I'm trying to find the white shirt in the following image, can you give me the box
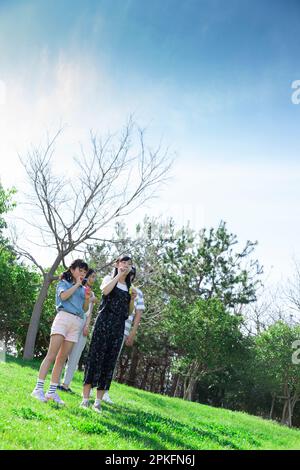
[101,275,128,292]
[85,291,95,318]
[124,287,145,337]
[82,291,95,321]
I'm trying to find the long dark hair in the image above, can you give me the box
[86,268,96,279]
[112,255,134,291]
[61,259,89,283]
[83,268,96,285]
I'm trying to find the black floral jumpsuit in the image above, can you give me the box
[83,283,131,390]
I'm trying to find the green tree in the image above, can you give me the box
[163,297,247,400]
[160,220,263,310]
[0,247,41,354]
[0,183,16,246]
[255,321,300,427]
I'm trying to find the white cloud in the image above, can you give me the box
[0,49,299,289]
[127,159,300,286]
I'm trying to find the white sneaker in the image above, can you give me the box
[80,400,90,409]
[31,388,47,403]
[92,402,102,414]
[45,392,65,405]
[102,392,114,404]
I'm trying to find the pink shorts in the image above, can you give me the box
[50,311,84,343]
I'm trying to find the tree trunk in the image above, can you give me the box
[281,398,292,427]
[269,394,276,420]
[174,376,182,397]
[288,399,292,427]
[286,394,299,427]
[170,374,179,397]
[127,345,139,387]
[160,365,167,394]
[183,361,199,401]
[178,379,185,398]
[118,354,130,383]
[150,368,156,392]
[140,363,150,389]
[282,399,292,427]
[279,381,299,428]
[281,394,299,428]
[281,400,287,424]
[183,375,189,399]
[183,376,197,401]
[290,394,299,427]
[23,256,62,360]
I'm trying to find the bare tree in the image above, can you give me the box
[17,119,173,359]
[242,279,289,336]
[283,257,300,324]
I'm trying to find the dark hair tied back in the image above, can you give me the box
[86,268,96,278]
[112,256,135,291]
[60,259,89,283]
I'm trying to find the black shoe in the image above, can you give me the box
[57,385,74,393]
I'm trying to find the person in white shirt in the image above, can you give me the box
[57,269,97,393]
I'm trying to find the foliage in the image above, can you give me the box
[0,249,41,354]
[253,321,300,425]
[163,297,246,379]
[255,321,300,395]
[0,184,16,240]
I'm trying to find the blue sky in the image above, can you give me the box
[1,0,300,160]
[0,0,300,288]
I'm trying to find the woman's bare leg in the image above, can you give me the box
[83,383,92,399]
[38,334,65,380]
[96,389,105,400]
[51,340,75,384]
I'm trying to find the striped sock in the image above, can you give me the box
[47,382,58,395]
[82,398,89,405]
[94,399,101,406]
[35,379,45,391]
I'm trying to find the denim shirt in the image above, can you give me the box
[56,279,85,319]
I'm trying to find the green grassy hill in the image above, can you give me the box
[1,356,300,450]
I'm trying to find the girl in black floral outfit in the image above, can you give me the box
[80,255,137,413]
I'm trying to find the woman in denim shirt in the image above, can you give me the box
[31,259,90,405]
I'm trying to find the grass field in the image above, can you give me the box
[1,356,300,450]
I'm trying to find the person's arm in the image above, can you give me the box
[125,310,142,346]
[83,287,91,313]
[60,281,82,301]
[83,316,91,336]
[128,288,137,314]
[101,274,121,296]
[83,315,91,336]
[101,266,131,296]
[83,294,95,336]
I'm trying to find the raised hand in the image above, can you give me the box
[85,286,91,300]
[130,287,137,300]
